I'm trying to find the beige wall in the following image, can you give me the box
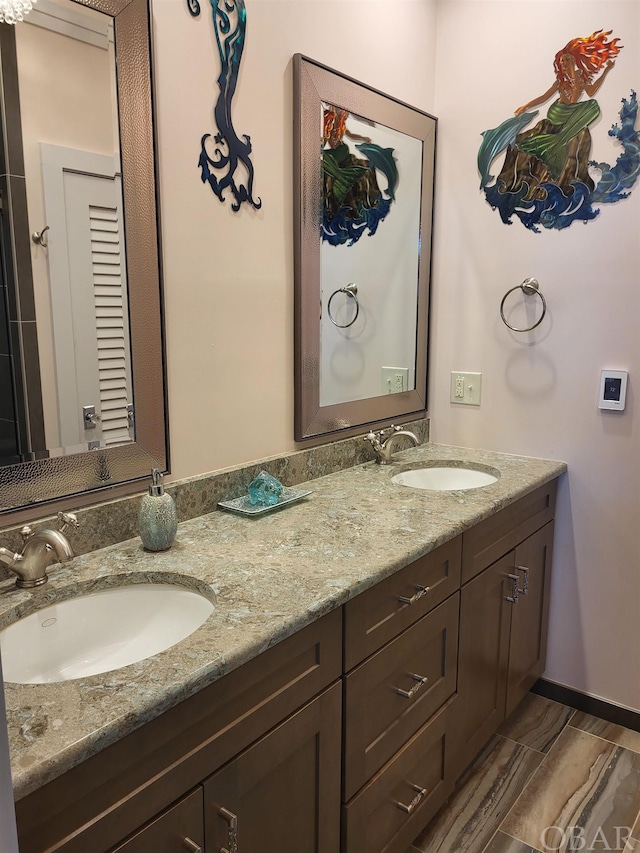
[430,1,640,710]
[151,0,438,476]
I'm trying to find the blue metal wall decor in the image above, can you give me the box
[187,0,261,212]
[322,105,398,246]
[478,30,640,232]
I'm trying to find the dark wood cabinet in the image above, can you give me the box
[450,551,513,777]
[506,521,554,716]
[343,537,462,670]
[111,788,204,853]
[109,683,342,853]
[343,699,453,853]
[461,481,556,585]
[343,593,459,800]
[452,520,555,776]
[340,480,558,853]
[342,553,461,853]
[203,682,341,853]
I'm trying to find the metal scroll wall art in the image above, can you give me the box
[478,29,640,232]
[187,0,261,211]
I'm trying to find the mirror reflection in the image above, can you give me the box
[294,55,436,441]
[0,0,167,512]
[320,105,423,407]
[13,0,132,460]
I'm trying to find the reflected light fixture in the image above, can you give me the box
[0,0,35,23]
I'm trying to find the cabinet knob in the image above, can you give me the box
[395,673,429,699]
[398,584,430,606]
[183,839,202,853]
[396,783,428,814]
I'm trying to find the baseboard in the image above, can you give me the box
[531,679,640,734]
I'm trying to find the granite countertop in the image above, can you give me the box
[0,443,566,800]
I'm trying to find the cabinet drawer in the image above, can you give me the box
[343,698,454,853]
[461,480,557,584]
[16,608,342,853]
[110,788,204,853]
[343,593,459,800]
[344,537,461,670]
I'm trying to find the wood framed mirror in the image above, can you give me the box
[293,54,436,441]
[0,0,167,514]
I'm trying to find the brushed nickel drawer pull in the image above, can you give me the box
[183,839,202,853]
[516,565,529,595]
[398,584,430,605]
[219,806,238,853]
[396,783,428,814]
[396,673,429,699]
[505,573,520,604]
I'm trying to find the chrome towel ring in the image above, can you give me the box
[500,278,547,332]
[327,283,360,328]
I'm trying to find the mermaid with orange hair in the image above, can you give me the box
[478,29,639,231]
[511,31,621,189]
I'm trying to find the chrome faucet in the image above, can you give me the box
[0,512,78,588]
[364,425,420,465]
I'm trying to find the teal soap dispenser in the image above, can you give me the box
[139,469,177,551]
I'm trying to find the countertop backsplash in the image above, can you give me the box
[0,418,430,577]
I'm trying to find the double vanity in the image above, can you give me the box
[0,443,565,853]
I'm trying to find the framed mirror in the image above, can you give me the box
[0,0,167,514]
[293,54,436,441]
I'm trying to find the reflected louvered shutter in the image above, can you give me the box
[90,204,132,446]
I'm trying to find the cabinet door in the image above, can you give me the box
[449,553,513,778]
[110,788,203,853]
[203,682,341,853]
[506,521,554,716]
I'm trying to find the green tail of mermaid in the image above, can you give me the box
[518,99,600,179]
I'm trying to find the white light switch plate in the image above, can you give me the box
[450,372,482,405]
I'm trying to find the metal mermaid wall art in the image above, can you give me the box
[187,0,261,212]
[478,30,640,231]
[321,105,398,247]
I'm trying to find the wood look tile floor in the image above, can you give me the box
[407,694,640,853]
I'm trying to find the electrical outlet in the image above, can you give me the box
[450,372,482,405]
[382,367,409,394]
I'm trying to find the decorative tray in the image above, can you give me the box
[218,487,312,517]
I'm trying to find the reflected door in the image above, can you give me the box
[42,144,132,450]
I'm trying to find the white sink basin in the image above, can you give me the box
[392,466,499,491]
[0,583,214,684]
